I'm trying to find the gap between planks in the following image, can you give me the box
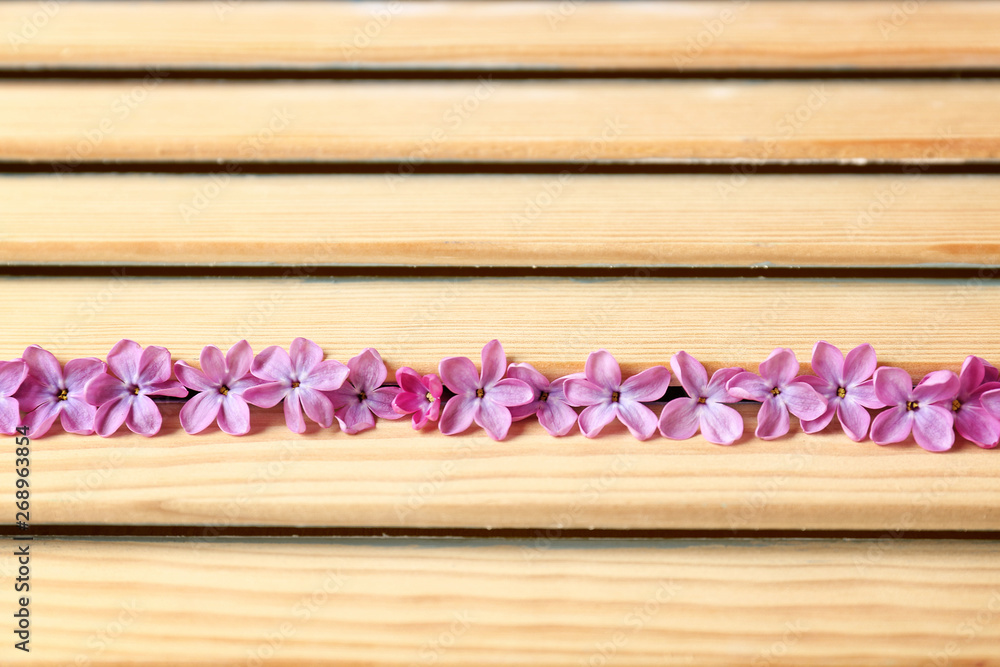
[0,174,998,268]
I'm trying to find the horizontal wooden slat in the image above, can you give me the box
[1,174,998,267]
[1,1,999,72]
[0,276,996,379]
[3,538,999,665]
[13,402,1000,531]
[2,81,998,163]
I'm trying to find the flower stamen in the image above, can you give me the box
[358,391,367,402]
[475,388,485,399]
[219,385,229,396]
[697,397,707,404]
[770,387,781,396]
[837,387,847,398]
[131,386,140,396]
[291,381,300,389]
[952,399,962,412]
[539,391,549,403]
[611,391,620,403]
[907,401,919,411]
[57,389,68,401]
[425,392,435,402]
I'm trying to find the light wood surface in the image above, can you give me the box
[2,1,999,71]
[3,538,1000,665]
[9,402,1000,531]
[0,276,995,379]
[2,81,998,163]
[2,174,998,268]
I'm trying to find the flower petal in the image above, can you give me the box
[847,379,884,409]
[23,400,60,438]
[63,358,106,393]
[336,400,375,434]
[137,345,173,385]
[93,396,131,437]
[439,395,477,435]
[22,345,62,389]
[84,373,127,407]
[577,402,616,438]
[981,388,1000,420]
[700,403,744,446]
[843,343,878,386]
[801,402,837,435]
[106,339,142,384]
[349,348,387,393]
[174,360,213,392]
[488,378,534,407]
[13,379,50,413]
[252,345,293,383]
[125,394,163,437]
[621,365,671,403]
[811,340,844,386]
[480,339,507,388]
[242,382,289,409]
[283,394,306,433]
[226,340,254,380]
[145,380,188,398]
[368,387,403,419]
[759,347,800,387]
[955,404,1000,448]
[563,378,609,407]
[218,395,251,436]
[439,356,480,395]
[705,367,744,402]
[179,390,223,434]
[299,387,335,428]
[912,370,960,405]
[871,407,912,445]
[307,360,350,392]
[725,372,771,402]
[198,345,227,384]
[396,367,426,395]
[475,399,513,441]
[290,337,324,378]
[780,382,827,420]
[837,399,872,442]
[60,398,96,435]
[508,399,540,422]
[873,367,914,406]
[912,405,955,452]
[755,398,790,440]
[616,400,658,440]
[585,349,622,390]
[670,351,708,399]
[393,391,426,415]
[0,397,18,435]
[959,355,987,399]
[506,363,548,394]
[658,398,700,440]
[0,360,27,397]
[537,399,578,437]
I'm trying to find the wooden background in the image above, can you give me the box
[1,1,1000,664]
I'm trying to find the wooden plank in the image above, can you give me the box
[0,276,996,380]
[1,81,997,163]
[2,174,998,268]
[3,538,1000,665]
[12,402,1000,531]
[2,1,999,72]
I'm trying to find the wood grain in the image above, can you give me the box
[1,81,997,163]
[2,1,999,71]
[10,402,1000,531]
[0,276,996,380]
[3,538,1000,665]
[2,174,998,268]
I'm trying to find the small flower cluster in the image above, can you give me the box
[2,339,999,452]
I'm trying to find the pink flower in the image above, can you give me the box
[726,348,827,440]
[392,367,443,430]
[796,341,885,441]
[658,351,744,446]
[327,348,403,434]
[870,367,960,452]
[174,341,262,436]
[950,356,1000,448]
[506,363,581,437]
[0,359,28,435]
[564,350,670,440]
[84,340,187,437]
[438,340,534,441]
[13,345,105,437]
[243,338,349,433]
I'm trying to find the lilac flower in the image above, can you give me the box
[796,341,886,442]
[438,340,533,441]
[84,340,187,437]
[243,338,349,433]
[726,348,827,440]
[174,340,262,436]
[949,356,1000,448]
[506,363,581,437]
[326,348,403,434]
[870,367,960,452]
[392,367,443,430]
[13,345,105,437]
[0,359,28,436]
[658,351,744,446]
[563,350,670,440]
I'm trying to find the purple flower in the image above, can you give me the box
[949,355,1000,448]
[0,359,28,435]
[84,339,187,437]
[658,351,744,446]
[506,363,581,437]
[870,367,960,452]
[243,338,349,433]
[438,340,534,441]
[327,348,403,434]
[796,341,885,442]
[727,348,827,440]
[13,345,105,437]
[174,340,262,436]
[392,367,443,430]
[564,350,670,440]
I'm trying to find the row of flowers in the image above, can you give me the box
[0,338,997,452]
